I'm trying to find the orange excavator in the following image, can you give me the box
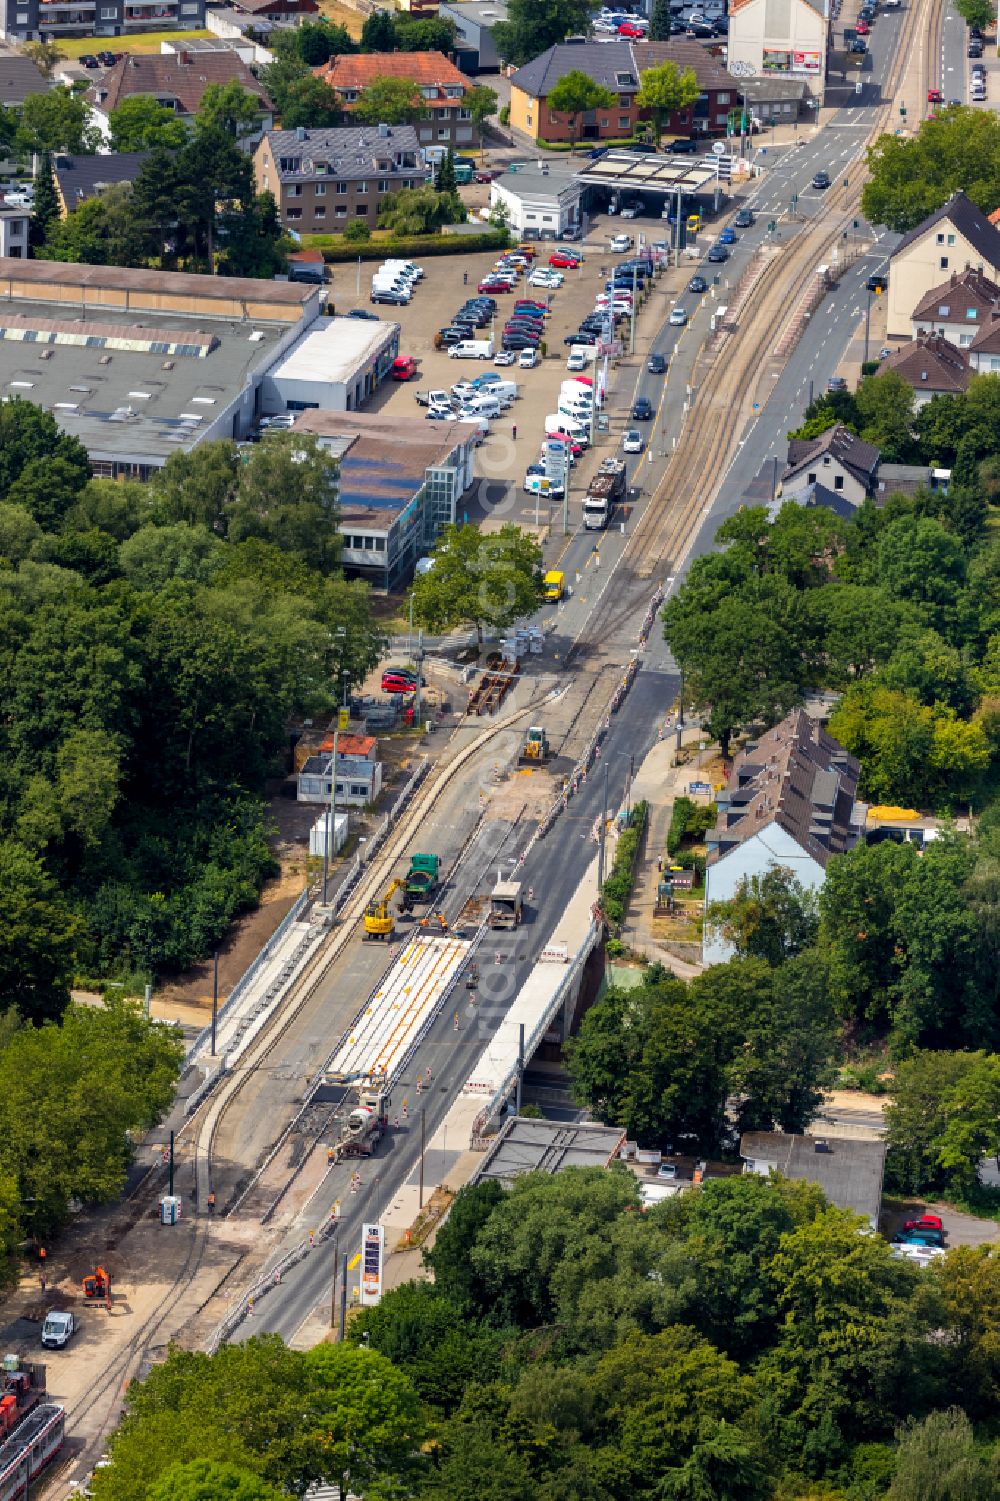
[81,1266,109,1299]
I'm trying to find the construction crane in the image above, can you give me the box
[363,878,407,940]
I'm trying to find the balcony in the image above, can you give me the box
[124,3,178,17]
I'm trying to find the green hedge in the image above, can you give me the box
[600,800,648,928]
[535,135,649,152]
[303,228,512,264]
[666,796,716,855]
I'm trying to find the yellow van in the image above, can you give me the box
[543,569,565,602]
[687,213,701,234]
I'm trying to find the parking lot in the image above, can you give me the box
[331,229,697,535]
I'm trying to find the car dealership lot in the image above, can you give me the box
[337,236,679,531]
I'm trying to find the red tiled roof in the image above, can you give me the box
[315,50,470,109]
[89,52,272,117]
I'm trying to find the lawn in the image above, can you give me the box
[316,0,367,39]
[57,29,215,58]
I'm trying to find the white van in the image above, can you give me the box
[545,413,589,444]
[463,393,501,418]
[383,259,424,280]
[491,380,518,405]
[449,339,494,360]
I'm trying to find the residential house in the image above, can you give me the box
[726,0,828,103]
[254,124,425,234]
[88,52,273,141]
[7,0,205,42]
[439,0,508,73]
[880,331,970,406]
[509,38,738,144]
[703,708,863,963]
[0,51,50,101]
[0,203,27,256]
[314,52,474,153]
[967,308,1000,373]
[52,150,149,215]
[910,266,1000,348]
[875,463,949,502]
[729,74,810,125]
[782,424,880,507]
[741,1131,887,1231]
[222,0,317,23]
[886,191,1000,339]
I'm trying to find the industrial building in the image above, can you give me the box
[0,257,320,477]
[289,408,479,590]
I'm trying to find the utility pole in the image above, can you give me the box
[515,1023,524,1114]
[629,261,638,356]
[168,1130,175,1197]
[863,286,873,364]
[329,1229,339,1329]
[338,1250,348,1341]
[562,443,570,537]
[414,630,424,728]
[418,1107,426,1210]
[321,725,339,906]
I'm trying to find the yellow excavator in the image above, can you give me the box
[364,878,407,940]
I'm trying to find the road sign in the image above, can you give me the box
[338,707,349,731]
[360,1222,384,1306]
[711,141,726,156]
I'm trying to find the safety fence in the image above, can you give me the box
[206,1235,316,1352]
[187,887,310,1066]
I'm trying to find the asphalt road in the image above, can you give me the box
[236,34,917,1341]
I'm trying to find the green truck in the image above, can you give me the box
[404,853,440,904]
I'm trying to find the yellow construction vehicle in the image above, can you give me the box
[519,726,550,764]
[364,878,407,940]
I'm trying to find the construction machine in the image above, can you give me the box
[519,726,549,765]
[404,853,440,905]
[81,1266,109,1300]
[363,878,407,940]
[0,1359,46,1439]
[332,1087,390,1162]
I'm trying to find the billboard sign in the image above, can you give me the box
[360,1221,384,1306]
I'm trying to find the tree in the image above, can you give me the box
[196,79,262,139]
[953,0,995,31]
[295,20,355,65]
[410,523,544,643]
[279,74,343,130]
[928,1246,1000,1416]
[21,40,64,78]
[436,144,457,194]
[862,109,1000,233]
[360,8,398,50]
[28,150,59,251]
[351,76,428,127]
[378,184,463,235]
[887,1409,1000,1501]
[636,62,701,140]
[151,441,237,530]
[109,95,188,152]
[728,954,839,1134]
[218,190,288,280]
[394,15,458,51]
[18,87,98,155]
[464,83,499,155]
[546,70,616,150]
[0,839,79,1024]
[424,1179,507,1315]
[650,0,676,40]
[7,455,89,531]
[303,1343,427,1499]
[119,524,225,591]
[43,181,143,267]
[0,398,89,503]
[854,370,918,461]
[493,0,596,66]
[705,868,819,967]
[343,216,371,243]
[885,1050,1000,1194]
[229,433,341,573]
[146,1459,285,1501]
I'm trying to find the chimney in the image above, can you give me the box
[377,121,390,137]
[179,50,191,64]
[296,125,307,141]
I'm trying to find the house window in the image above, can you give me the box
[100,5,115,14]
[991,357,1000,370]
[314,182,325,196]
[356,181,367,193]
[437,127,449,139]
[378,179,389,192]
[940,257,949,269]
[966,307,977,318]
[314,207,326,218]
[834,476,844,490]
[335,205,347,216]
[458,107,471,119]
[618,94,630,105]
[960,333,972,345]
[287,184,302,198]
[936,233,945,243]
[807,471,817,483]
[286,208,302,220]
[336,181,347,194]
[718,92,730,103]
[618,115,631,130]
[947,233,955,244]
[936,304,950,315]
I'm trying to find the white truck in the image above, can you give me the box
[448,339,494,360]
[41,1310,75,1349]
[583,458,627,530]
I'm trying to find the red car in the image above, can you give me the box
[617,21,645,35]
[928,88,943,103]
[474,168,503,183]
[549,252,581,268]
[479,279,511,293]
[856,19,869,33]
[903,1214,944,1232]
[391,356,417,381]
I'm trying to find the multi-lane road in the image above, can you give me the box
[230,1,938,1344]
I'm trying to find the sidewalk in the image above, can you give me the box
[623,723,719,977]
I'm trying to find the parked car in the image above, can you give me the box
[622,428,644,453]
[347,308,380,320]
[97,49,117,65]
[519,348,540,368]
[503,331,541,350]
[371,287,410,305]
[549,251,581,268]
[657,1162,678,1180]
[894,1228,946,1248]
[856,18,869,33]
[827,375,848,392]
[903,1214,944,1232]
[41,1310,76,1349]
[79,53,99,67]
[850,36,867,50]
[667,137,698,153]
[565,330,599,345]
[391,356,418,381]
[494,350,517,366]
[928,88,944,102]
